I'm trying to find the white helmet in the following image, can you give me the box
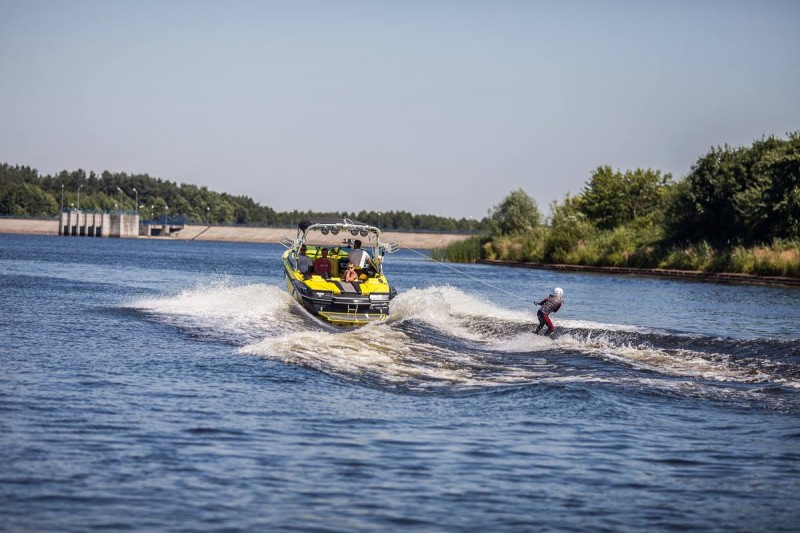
[554,287,563,297]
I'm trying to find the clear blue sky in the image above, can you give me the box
[1,0,798,218]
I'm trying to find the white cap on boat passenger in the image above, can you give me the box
[554,287,563,297]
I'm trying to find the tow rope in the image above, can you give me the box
[404,247,532,303]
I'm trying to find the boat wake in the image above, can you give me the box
[128,283,800,405]
[128,280,308,345]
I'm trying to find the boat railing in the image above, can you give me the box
[380,241,401,254]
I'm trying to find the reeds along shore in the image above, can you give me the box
[435,234,800,280]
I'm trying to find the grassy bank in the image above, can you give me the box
[435,231,800,278]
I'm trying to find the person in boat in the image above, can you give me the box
[297,245,313,277]
[348,240,370,268]
[535,287,563,336]
[343,261,359,283]
[313,247,332,279]
[349,239,376,278]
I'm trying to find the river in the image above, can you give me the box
[2,234,799,531]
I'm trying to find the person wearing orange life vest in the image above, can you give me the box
[535,287,563,336]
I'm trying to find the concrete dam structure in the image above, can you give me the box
[59,211,140,238]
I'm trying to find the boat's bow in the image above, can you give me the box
[281,218,399,326]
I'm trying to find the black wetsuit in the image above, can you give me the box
[535,294,562,335]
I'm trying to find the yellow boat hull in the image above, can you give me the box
[282,246,396,327]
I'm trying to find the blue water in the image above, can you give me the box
[2,233,799,531]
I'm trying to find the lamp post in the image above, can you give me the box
[206,206,210,225]
[116,187,124,212]
[164,205,168,226]
[77,184,82,212]
[132,188,138,215]
[59,184,64,235]
[377,211,381,228]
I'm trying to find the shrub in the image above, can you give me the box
[434,235,487,263]
[544,210,597,263]
[489,189,541,235]
[729,241,800,277]
[659,242,716,271]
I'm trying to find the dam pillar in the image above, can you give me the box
[96,213,108,237]
[120,214,139,238]
[108,214,139,238]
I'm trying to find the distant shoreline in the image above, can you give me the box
[477,259,800,288]
[0,217,471,250]
[7,217,795,286]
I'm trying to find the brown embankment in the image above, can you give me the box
[0,218,470,249]
[0,218,59,235]
[477,259,800,288]
[174,225,469,249]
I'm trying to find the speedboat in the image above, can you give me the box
[281,218,399,326]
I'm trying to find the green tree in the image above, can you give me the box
[0,182,58,216]
[489,189,541,235]
[581,166,671,229]
[151,198,168,220]
[172,196,192,217]
[667,133,800,246]
[1,161,494,230]
[544,196,597,262]
[234,204,250,224]
[0,163,39,185]
[0,164,55,215]
[212,201,234,223]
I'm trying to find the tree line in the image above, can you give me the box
[0,165,487,232]
[445,132,799,276]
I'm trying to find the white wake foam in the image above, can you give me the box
[389,285,530,339]
[559,319,657,334]
[239,322,557,389]
[126,282,795,391]
[555,330,778,384]
[128,281,302,344]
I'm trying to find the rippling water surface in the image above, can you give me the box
[2,234,799,531]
